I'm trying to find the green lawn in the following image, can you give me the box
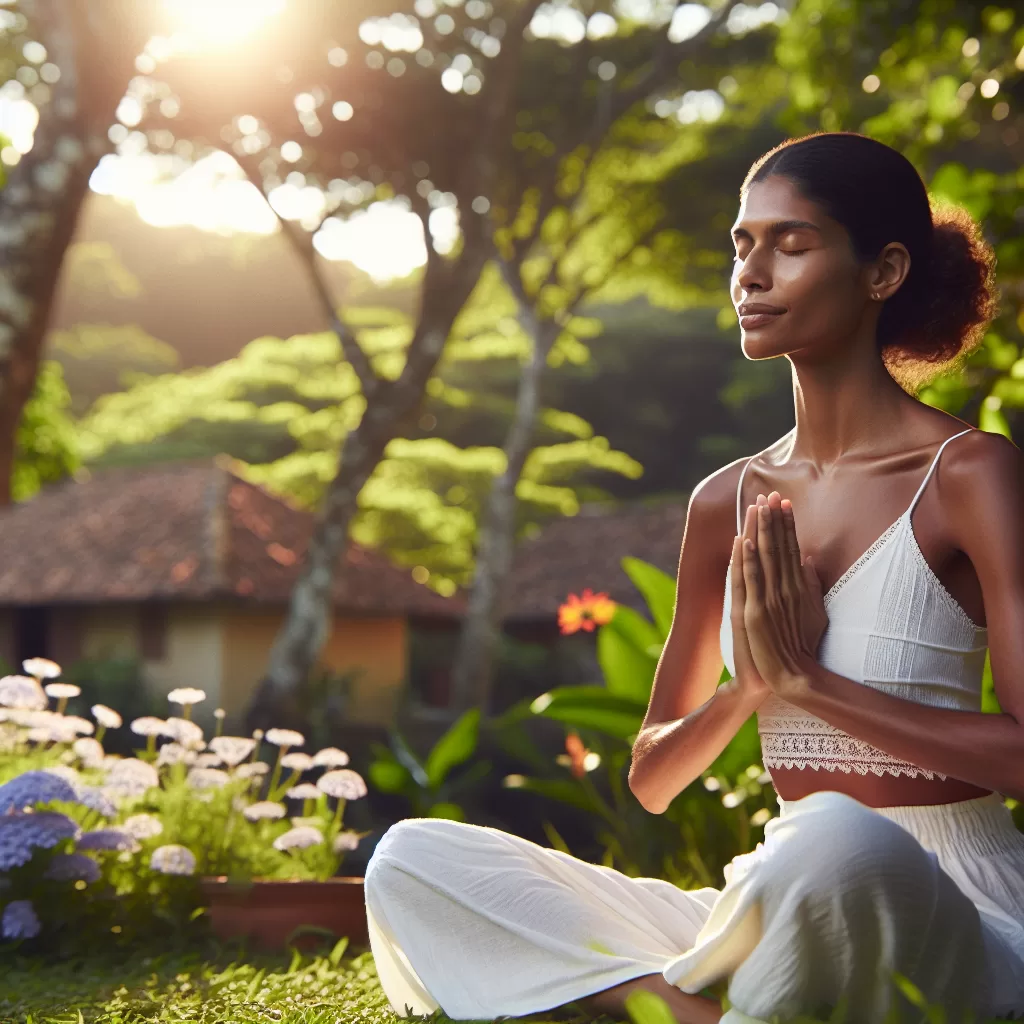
[1,942,594,1024]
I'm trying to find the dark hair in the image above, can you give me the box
[742,132,998,394]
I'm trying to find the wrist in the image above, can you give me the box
[773,658,821,705]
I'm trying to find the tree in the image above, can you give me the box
[0,0,148,503]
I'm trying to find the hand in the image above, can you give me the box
[728,501,770,706]
[739,491,829,699]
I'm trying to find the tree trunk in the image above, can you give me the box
[245,245,490,731]
[449,314,561,714]
[0,0,136,503]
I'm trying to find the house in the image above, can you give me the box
[0,460,466,726]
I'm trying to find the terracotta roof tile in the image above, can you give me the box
[501,501,687,623]
[0,462,465,617]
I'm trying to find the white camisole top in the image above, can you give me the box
[720,427,988,779]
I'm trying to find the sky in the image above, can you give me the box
[0,0,780,284]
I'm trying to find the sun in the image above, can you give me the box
[162,0,287,47]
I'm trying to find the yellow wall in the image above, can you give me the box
[219,606,408,725]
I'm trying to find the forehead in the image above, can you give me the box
[733,175,825,229]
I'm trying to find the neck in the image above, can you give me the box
[787,350,911,469]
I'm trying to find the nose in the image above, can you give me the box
[734,246,770,294]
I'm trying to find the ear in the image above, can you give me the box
[868,242,911,301]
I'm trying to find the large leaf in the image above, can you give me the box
[531,685,646,739]
[597,619,657,702]
[390,730,429,788]
[621,557,677,638]
[425,708,480,789]
[708,714,762,780]
[367,757,412,795]
[504,776,596,813]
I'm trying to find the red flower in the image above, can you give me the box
[558,588,616,635]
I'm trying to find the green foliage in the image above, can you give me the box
[12,360,80,502]
[366,710,489,820]
[497,557,770,886]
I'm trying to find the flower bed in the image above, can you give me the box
[0,660,369,947]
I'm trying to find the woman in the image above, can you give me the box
[364,133,1024,1023]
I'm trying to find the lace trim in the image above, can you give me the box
[823,518,903,606]
[759,701,947,781]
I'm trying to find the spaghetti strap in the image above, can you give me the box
[735,457,754,534]
[906,427,975,517]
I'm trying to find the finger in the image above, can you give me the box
[742,534,763,606]
[730,535,746,615]
[756,495,780,598]
[779,497,803,592]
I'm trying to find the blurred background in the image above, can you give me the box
[0,0,1022,860]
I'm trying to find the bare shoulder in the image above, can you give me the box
[942,427,1023,525]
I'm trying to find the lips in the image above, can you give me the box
[738,311,784,329]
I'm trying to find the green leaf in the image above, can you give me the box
[390,730,430,788]
[708,715,761,779]
[426,801,465,820]
[424,708,480,789]
[624,989,680,1024]
[621,556,677,637]
[367,758,412,794]
[328,936,349,967]
[505,776,595,812]
[597,620,657,702]
[531,685,646,739]
[541,820,572,854]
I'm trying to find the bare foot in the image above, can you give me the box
[578,972,722,1024]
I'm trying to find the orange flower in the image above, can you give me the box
[558,588,616,635]
[563,732,588,778]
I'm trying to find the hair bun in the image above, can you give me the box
[879,202,997,393]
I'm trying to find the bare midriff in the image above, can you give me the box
[768,766,993,808]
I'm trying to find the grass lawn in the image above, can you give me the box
[0,941,594,1024]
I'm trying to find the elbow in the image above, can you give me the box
[628,755,668,815]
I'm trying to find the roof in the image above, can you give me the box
[501,499,687,624]
[0,461,465,617]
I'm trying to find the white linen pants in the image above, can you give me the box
[364,790,1024,1022]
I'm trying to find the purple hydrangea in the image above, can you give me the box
[44,852,101,883]
[0,771,79,814]
[0,811,80,870]
[77,828,139,853]
[1,899,41,940]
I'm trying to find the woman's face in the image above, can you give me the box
[730,175,874,361]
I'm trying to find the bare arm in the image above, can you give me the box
[628,464,765,814]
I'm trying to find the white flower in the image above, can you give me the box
[63,716,94,736]
[333,830,362,853]
[265,728,304,748]
[1,899,40,939]
[242,801,286,821]
[317,769,367,801]
[0,675,47,711]
[273,826,322,851]
[156,742,196,767]
[105,759,159,797]
[162,716,205,749]
[213,707,226,720]
[44,683,80,700]
[91,705,122,730]
[44,852,101,883]
[77,828,139,853]
[121,814,163,840]
[280,752,314,772]
[72,737,105,767]
[130,716,166,737]
[194,752,223,768]
[167,687,206,707]
[22,658,61,680]
[186,767,230,791]
[234,762,270,780]
[150,844,196,875]
[209,736,256,767]
[286,783,321,801]
[312,747,349,768]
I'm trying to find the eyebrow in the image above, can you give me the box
[731,219,822,241]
